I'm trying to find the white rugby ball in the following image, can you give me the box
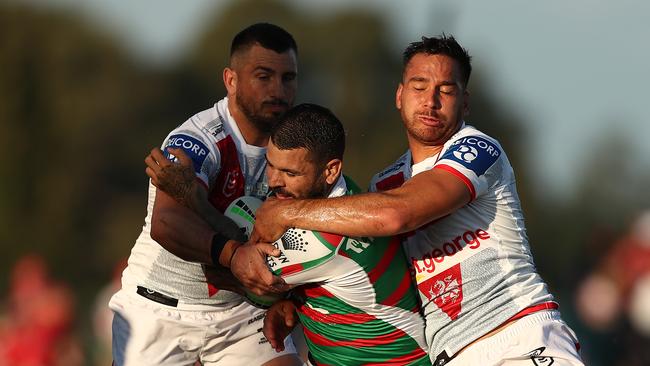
[268,229,343,279]
[224,196,263,239]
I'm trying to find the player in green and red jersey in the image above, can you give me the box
[147,103,430,365]
[256,103,429,365]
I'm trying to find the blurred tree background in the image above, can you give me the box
[1,0,649,365]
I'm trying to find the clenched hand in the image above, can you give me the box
[145,147,196,205]
[230,241,288,296]
[250,198,293,243]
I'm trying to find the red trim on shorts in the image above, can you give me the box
[506,301,559,323]
[434,164,476,200]
[435,301,561,364]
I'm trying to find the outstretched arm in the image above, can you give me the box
[252,168,471,243]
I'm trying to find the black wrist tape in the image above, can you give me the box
[210,233,230,265]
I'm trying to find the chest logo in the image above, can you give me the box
[419,264,463,320]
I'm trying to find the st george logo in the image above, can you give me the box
[419,264,463,320]
[452,145,478,163]
[431,275,461,306]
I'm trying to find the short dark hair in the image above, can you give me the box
[270,103,345,166]
[403,34,472,87]
[230,23,297,58]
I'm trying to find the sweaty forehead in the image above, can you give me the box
[268,146,321,178]
[403,54,460,81]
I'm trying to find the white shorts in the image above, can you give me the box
[448,310,584,366]
[109,287,297,366]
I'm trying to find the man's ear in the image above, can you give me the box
[223,67,237,96]
[323,159,342,185]
[395,83,404,110]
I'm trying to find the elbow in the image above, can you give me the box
[375,205,412,236]
[150,211,171,248]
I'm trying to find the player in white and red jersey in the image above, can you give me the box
[244,36,585,365]
[109,23,302,366]
[367,124,574,364]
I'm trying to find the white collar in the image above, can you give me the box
[215,97,266,157]
[327,175,347,198]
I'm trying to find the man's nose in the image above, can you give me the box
[269,77,288,100]
[422,90,441,110]
[267,169,283,187]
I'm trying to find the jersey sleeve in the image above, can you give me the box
[267,229,344,286]
[161,128,220,188]
[433,134,502,200]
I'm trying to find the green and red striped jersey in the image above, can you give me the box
[267,176,430,366]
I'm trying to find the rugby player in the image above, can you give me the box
[148,103,431,365]
[242,35,585,366]
[109,23,302,366]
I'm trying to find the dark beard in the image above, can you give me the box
[306,174,330,198]
[236,94,284,134]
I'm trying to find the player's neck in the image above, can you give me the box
[409,141,444,165]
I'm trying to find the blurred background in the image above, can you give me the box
[1,0,649,365]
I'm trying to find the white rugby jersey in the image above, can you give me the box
[369,123,555,364]
[122,97,268,305]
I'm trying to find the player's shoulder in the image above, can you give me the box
[369,151,410,192]
[441,124,505,161]
[447,124,503,152]
[434,123,510,184]
[164,102,230,152]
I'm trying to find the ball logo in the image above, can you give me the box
[452,145,478,163]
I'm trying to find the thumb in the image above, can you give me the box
[257,242,281,257]
[168,147,192,166]
[150,147,169,165]
[284,310,296,328]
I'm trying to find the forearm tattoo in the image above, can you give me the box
[158,163,195,205]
